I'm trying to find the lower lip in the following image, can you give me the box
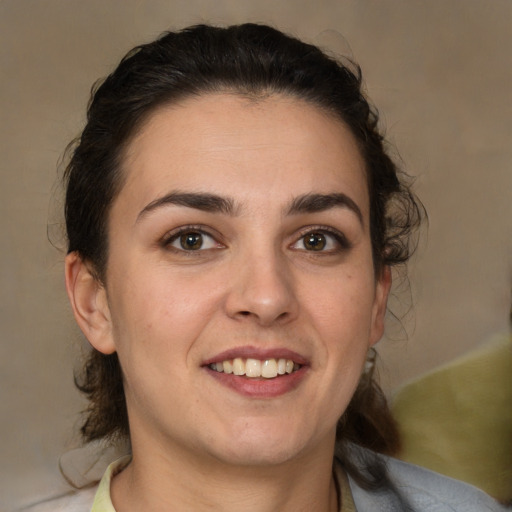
[204,366,308,398]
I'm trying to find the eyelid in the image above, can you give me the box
[161,225,225,252]
[291,225,351,251]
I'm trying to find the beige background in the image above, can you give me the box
[1,0,510,509]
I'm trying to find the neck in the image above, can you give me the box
[111,433,339,512]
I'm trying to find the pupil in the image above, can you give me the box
[305,233,326,251]
[180,232,202,250]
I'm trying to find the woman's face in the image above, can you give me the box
[86,93,389,466]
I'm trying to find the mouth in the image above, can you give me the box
[203,348,308,397]
[208,358,302,379]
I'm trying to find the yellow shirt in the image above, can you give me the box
[91,457,356,512]
[90,456,129,512]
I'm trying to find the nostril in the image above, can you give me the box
[239,311,251,316]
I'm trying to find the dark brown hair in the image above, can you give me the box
[66,23,422,489]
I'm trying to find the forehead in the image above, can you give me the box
[118,92,368,216]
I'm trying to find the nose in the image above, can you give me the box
[225,249,298,326]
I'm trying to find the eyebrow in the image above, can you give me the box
[137,191,236,222]
[136,190,363,225]
[287,193,363,225]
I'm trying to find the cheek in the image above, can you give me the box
[108,264,223,356]
[306,291,374,438]
[307,273,377,339]
[304,270,377,398]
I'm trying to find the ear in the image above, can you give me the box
[369,265,392,346]
[65,252,116,355]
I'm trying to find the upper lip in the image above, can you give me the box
[203,346,309,366]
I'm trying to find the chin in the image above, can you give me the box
[206,420,318,467]
[212,442,304,467]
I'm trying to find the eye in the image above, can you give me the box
[302,232,329,251]
[292,228,349,252]
[165,229,221,251]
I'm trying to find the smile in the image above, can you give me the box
[208,358,301,379]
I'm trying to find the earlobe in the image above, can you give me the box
[369,265,392,346]
[65,252,116,354]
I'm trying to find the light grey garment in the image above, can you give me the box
[347,451,510,511]
[19,447,509,512]
[16,487,96,512]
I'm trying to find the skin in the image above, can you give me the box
[66,93,390,511]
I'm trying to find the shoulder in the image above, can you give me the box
[17,442,130,512]
[17,486,97,512]
[384,455,508,511]
[346,446,508,512]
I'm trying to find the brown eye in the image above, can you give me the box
[303,232,326,251]
[166,229,220,252]
[180,232,203,250]
[291,228,349,253]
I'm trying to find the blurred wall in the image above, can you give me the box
[1,0,510,509]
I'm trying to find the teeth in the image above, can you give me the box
[233,357,245,376]
[261,359,278,378]
[209,358,300,379]
[222,360,233,374]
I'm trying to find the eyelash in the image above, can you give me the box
[291,226,351,253]
[160,225,351,254]
[161,225,223,254]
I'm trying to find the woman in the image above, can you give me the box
[30,23,506,512]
